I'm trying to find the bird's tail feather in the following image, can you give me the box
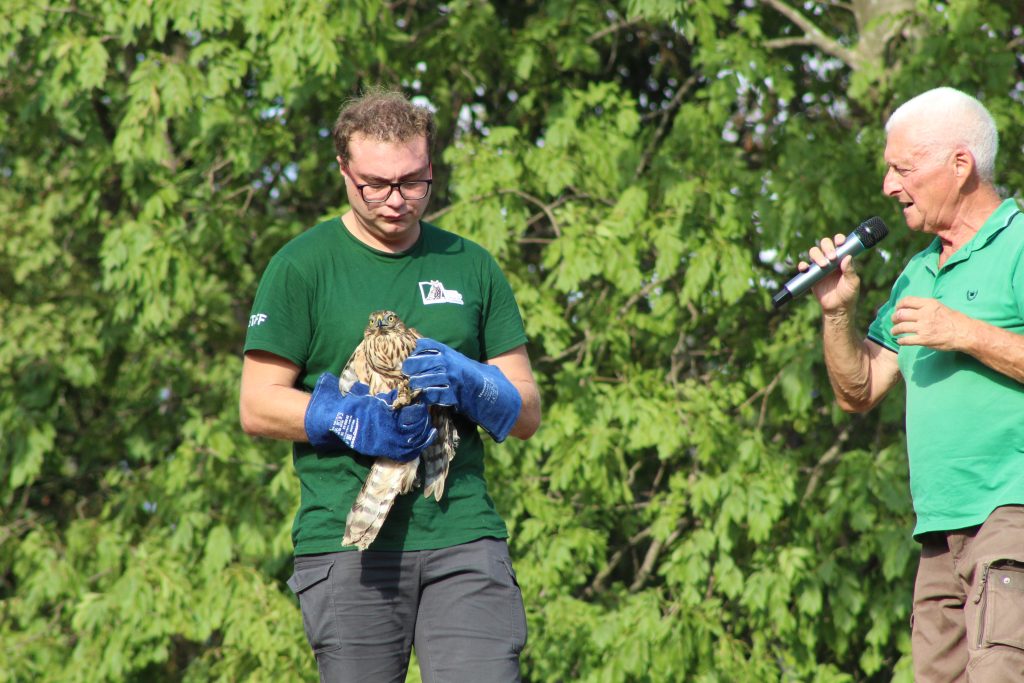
[343,457,419,551]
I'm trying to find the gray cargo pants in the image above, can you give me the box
[288,537,527,683]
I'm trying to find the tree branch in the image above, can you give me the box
[763,37,818,50]
[0,516,37,545]
[508,189,562,237]
[616,277,661,319]
[587,17,644,45]
[629,521,687,592]
[762,0,860,69]
[635,74,699,179]
[738,368,783,431]
[801,424,851,502]
[425,188,565,237]
[584,527,651,597]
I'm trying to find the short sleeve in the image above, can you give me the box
[479,255,528,359]
[1013,242,1024,320]
[243,254,314,367]
[866,292,899,353]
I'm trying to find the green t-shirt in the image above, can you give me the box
[867,198,1024,536]
[244,218,528,554]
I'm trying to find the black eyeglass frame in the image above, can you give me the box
[353,179,433,204]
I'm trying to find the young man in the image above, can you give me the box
[802,87,1024,680]
[240,89,541,682]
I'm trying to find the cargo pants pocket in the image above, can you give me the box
[979,560,1024,650]
[498,557,528,655]
[287,556,342,654]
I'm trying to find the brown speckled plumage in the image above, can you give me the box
[340,310,459,550]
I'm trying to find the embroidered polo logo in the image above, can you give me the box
[966,289,978,301]
[419,280,464,305]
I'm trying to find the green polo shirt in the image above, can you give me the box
[867,199,1024,536]
[244,218,528,554]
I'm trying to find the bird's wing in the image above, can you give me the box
[421,408,458,501]
[338,341,368,395]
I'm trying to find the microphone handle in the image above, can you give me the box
[772,234,867,308]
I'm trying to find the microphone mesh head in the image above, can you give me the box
[855,217,889,248]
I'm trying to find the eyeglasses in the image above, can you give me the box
[353,178,433,203]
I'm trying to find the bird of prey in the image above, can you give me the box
[339,310,459,550]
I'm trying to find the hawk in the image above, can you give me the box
[339,310,459,550]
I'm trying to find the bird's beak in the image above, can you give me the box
[375,318,385,328]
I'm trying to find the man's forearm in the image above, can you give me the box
[959,319,1024,384]
[239,384,311,442]
[822,309,882,413]
[506,381,541,440]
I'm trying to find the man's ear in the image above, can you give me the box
[953,148,974,181]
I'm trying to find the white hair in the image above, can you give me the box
[885,87,999,183]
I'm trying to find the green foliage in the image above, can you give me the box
[4,1,1024,680]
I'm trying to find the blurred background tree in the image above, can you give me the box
[3,1,1024,680]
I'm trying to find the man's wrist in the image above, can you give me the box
[304,372,346,451]
[822,305,857,332]
[465,364,521,442]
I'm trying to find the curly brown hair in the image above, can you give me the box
[332,87,436,165]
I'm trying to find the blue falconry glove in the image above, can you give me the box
[304,373,437,460]
[402,338,522,442]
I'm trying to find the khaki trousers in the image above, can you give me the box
[913,505,1024,682]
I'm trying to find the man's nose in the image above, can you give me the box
[882,167,901,196]
[385,186,406,208]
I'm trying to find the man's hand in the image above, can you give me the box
[801,233,862,314]
[891,296,972,351]
[304,373,437,460]
[402,338,522,442]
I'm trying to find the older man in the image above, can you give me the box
[803,87,1024,680]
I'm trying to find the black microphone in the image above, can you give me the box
[771,217,889,309]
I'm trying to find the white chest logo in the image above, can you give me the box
[419,280,464,305]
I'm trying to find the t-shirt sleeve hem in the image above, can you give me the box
[484,334,529,360]
[242,341,307,370]
[866,332,898,354]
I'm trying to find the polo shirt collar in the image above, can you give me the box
[932,198,1021,272]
